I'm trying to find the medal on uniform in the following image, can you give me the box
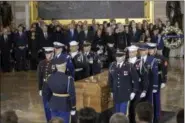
[31,32,35,40]
[124,71,128,76]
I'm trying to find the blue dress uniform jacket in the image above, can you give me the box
[86,51,101,75]
[144,56,159,103]
[72,52,90,80]
[153,54,168,123]
[46,71,76,112]
[134,59,149,98]
[54,53,75,78]
[108,61,139,103]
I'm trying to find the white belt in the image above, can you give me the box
[75,68,83,72]
[158,71,162,74]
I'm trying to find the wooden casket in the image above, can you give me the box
[75,71,113,113]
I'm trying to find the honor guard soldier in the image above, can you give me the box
[69,41,90,80]
[127,45,149,123]
[53,41,74,78]
[137,43,159,104]
[147,43,168,123]
[46,58,76,123]
[108,49,139,115]
[83,41,101,75]
[37,47,55,122]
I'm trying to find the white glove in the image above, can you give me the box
[140,92,146,98]
[39,90,42,96]
[70,110,76,116]
[161,83,166,89]
[130,93,136,100]
[110,92,113,98]
[153,90,157,93]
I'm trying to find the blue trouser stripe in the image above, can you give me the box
[153,90,161,121]
[115,102,129,115]
[42,97,52,122]
[51,111,70,123]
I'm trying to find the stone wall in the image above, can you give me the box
[9,1,184,27]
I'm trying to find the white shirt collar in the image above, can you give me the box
[117,61,124,67]
[129,57,137,64]
[71,51,78,58]
[141,55,147,63]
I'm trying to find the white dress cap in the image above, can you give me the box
[53,41,64,46]
[69,41,79,46]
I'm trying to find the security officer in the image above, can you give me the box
[83,41,101,75]
[14,24,28,71]
[108,49,139,115]
[69,41,90,80]
[137,43,159,104]
[127,45,149,123]
[37,47,55,122]
[147,42,168,123]
[46,58,76,123]
[53,41,74,78]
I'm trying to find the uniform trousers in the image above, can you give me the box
[153,90,161,123]
[42,97,51,122]
[51,110,70,123]
[115,102,130,115]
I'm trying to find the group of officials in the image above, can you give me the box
[0,18,168,73]
[35,19,168,123]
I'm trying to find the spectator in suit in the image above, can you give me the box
[78,107,97,123]
[124,25,131,46]
[0,28,13,72]
[79,24,94,45]
[130,21,142,43]
[65,23,78,46]
[53,25,65,44]
[176,109,184,123]
[135,102,153,123]
[109,113,129,123]
[1,110,18,123]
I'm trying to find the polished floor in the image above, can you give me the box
[0,58,184,123]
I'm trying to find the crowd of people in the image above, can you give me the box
[0,18,184,123]
[0,106,184,123]
[0,18,182,73]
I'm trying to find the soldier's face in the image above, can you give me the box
[84,46,91,52]
[45,53,53,60]
[116,56,125,63]
[129,51,138,58]
[148,49,156,55]
[139,50,148,56]
[54,48,62,55]
[70,45,78,52]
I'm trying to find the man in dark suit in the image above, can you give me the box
[14,25,28,71]
[130,22,142,43]
[65,23,78,46]
[38,25,53,61]
[115,23,129,50]
[78,24,94,45]
[0,1,12,27]
[0,28,13,72]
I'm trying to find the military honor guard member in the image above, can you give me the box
[137,43,159,104]
[83,41,101,75]
[46,58,76,123]
[108,49,139,115]
[69,41,90,80]
[127,45,149,123]
[37,47,55,122]
[53,41,74,78]
[147,42,168,123]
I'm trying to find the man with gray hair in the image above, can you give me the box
[109,113,129,123]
